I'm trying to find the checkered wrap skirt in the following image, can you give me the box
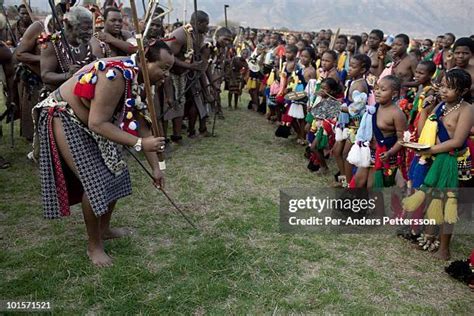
[35,97,132,219]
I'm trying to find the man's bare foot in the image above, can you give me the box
[102,227,134,240]
[87,245,113,267]
[432,248,451,261]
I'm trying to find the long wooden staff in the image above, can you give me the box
[130,0,165,169]
[129,0,198,230]
[125,147,198,229]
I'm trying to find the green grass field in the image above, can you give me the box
[1,94,473,314]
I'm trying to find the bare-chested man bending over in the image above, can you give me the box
[34,41,174,267]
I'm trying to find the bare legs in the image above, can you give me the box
[53,117,129,267]
[100,201,134,240]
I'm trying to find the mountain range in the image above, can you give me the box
[5,0,473,39]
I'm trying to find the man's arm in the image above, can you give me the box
[13,21,41,64]
[0,42,16,107]
[90,37,105,58]
[88,70,164,150]
[88,71,165,186]
[121,30,133,40]
[402,81,420,88]
[40,42,68,85]
[88,72,141,146]
[166,30,185,56]
[136,113,161,173]
[200,45,214,85]
[105,31,137,54]
[172,58,204,71]
[0,42,12,63]
[197,45,213,101]
[166,30,204,71]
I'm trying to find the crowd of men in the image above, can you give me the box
[0,0,236,266]
[0,1,472,282]
[0,1,236,160]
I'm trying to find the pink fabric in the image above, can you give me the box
[270,81,280,95]
[377,63,393,83]
[367,91,376,106]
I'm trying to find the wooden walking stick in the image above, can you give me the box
[130,0,166,170]
[129,0,198,230]
[125,147,198,230]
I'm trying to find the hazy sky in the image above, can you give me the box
[5,0,473,38]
